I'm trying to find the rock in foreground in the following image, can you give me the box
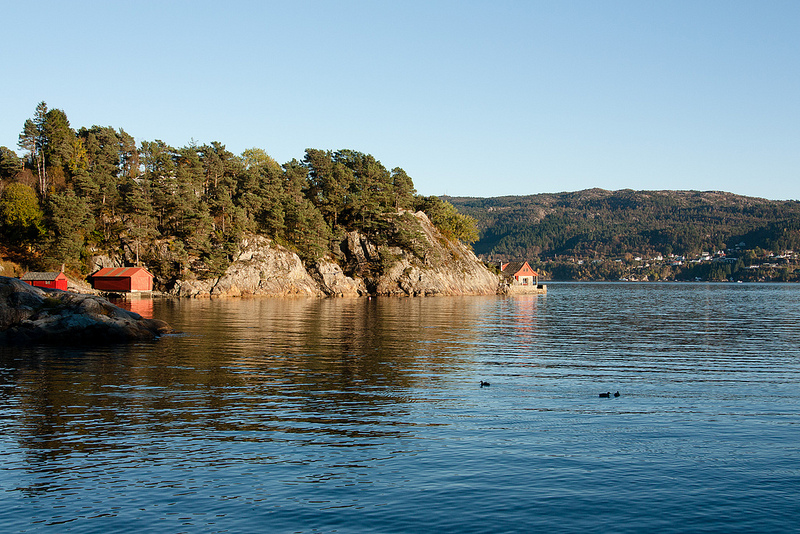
[0,276,173,344]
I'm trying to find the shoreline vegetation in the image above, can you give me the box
[1,102,488,296]
[1,102,798,291]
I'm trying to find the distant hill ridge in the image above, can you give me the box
[444,189,800,260]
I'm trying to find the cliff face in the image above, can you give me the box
[166,211,499,298]
[168,236,327,298]
[350,211,500,296]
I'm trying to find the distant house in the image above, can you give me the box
[89,267,154,292]
[20,271,69,291]
[501,261,539,286]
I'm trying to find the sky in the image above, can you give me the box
[2,0,799,200]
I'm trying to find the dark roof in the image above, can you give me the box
[501,261,539,279]
[20,271,65,281]
[90,267,153,278]
[501,261,527,275]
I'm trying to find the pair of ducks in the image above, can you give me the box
[480,381,622,399]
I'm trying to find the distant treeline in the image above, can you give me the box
[0,102,477,282]
[446,189,800,260]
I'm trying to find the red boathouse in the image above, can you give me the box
[89,267,154,292]
[500,261,540,286]
[20,271,69,291]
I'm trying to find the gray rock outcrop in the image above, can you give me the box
[312,258,368,297]
[168,236,325,298]
[165,211,500,298]
[0,276,173,344]
[342,211,499,296]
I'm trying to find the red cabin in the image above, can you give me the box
[500,261,539,286]
[20,271,69,291]
[89,267,154,292]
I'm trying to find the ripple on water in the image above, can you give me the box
[2,284,800,533]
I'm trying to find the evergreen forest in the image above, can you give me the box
[3,102,799,286]
[447,190,800,281]
[0,102,477,286]
[448,189,800,259]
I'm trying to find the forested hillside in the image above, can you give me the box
[0,102,477,287]
[447,190,800,281]
[447,189,800,260]
[4,102,799,286]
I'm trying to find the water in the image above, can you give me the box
[2,283,800,533]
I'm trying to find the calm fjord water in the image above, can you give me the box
[2,283,799,533]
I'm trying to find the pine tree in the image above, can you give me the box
[18,102,49,199]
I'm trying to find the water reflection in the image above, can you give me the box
[111,296,154,318]
[2,286,800,533]
[1,297,508,465]
[5,285,799,464]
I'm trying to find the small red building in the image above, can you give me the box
[20,271,69,291]
[89,267,154,292]
[501,261,539,286]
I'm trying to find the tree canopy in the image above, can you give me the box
[1,102,473,282]
[0,183,43,245]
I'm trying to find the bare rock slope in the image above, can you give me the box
[342,211,500,296]
[168,236,328,298]
[167,211,500,298]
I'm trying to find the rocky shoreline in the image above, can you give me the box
[164,211,501,298]
[0,213,512,344]
[0,276,173,345]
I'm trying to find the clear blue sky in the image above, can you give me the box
[2,0,799,200]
